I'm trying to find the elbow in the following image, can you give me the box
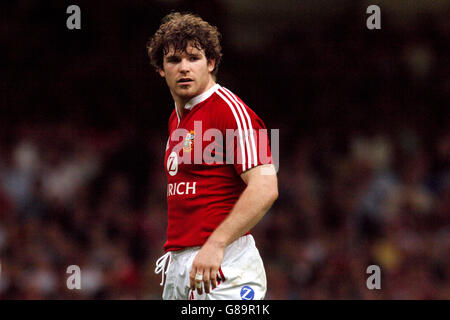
[272,187,279,204]
[263,175,278,205]
[267,184,278,205]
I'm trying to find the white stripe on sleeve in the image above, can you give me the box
[220,88,253,170]
[223,87,258,168]
[216,90,247,172]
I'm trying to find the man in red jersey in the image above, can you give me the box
[148,12,278,300]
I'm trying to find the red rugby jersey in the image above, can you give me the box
[164,84,273,251]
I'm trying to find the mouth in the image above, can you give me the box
[177,78,193,85]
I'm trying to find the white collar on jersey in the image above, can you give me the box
[181,83,221,110]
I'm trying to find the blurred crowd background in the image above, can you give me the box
[1,0,449,299]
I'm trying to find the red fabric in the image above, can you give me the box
[164,85,273,251]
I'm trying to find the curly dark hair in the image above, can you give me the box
[147,12,223,76]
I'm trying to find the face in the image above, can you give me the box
[159,42,215,105]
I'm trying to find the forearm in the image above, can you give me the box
[189,165,277,294]
[204,180,277,250]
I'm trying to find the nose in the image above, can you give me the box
[179,58,190,74]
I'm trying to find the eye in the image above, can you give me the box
[166,56,180,63]
[190,56,200,61]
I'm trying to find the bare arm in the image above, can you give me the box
[190,164,278,294]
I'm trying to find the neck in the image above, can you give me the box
[174,98,187,117]
[174,79,216,117]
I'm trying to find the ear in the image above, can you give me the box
[207,59,216,73]
[158,67,165,78]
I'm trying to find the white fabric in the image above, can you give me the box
[184,83,220,110]
[154,251,172,286]
[156,235,267,300]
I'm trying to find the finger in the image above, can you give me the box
[194,268,204,294]
[190,266,199,291]
[196,268,204,295]
[197,278,203,295]
[203,271,210,294]
[210,268,217,290]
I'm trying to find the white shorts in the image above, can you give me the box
[155,235,267,300]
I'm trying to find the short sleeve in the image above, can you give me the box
[215,88,273,176]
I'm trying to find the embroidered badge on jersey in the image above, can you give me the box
[183,130,195,152]
[240,286,255,300]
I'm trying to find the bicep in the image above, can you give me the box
[240,164,278,187]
